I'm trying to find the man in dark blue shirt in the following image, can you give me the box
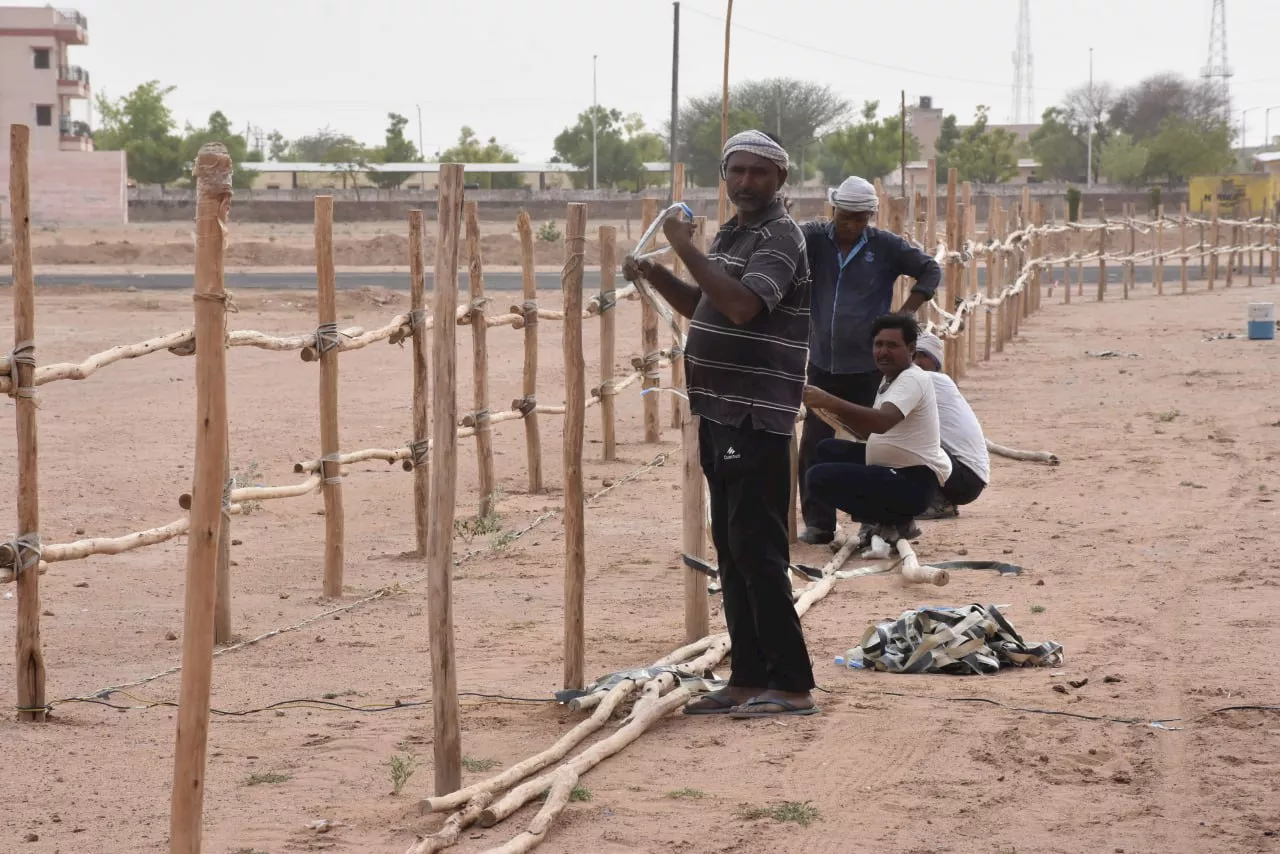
[797,176,942,545]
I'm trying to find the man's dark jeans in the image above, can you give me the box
[799,365,882,534]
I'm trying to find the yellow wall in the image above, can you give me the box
[1189,174,1279,216]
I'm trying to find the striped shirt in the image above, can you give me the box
[685,199,811,436]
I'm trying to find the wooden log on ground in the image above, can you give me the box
[896,538,949,586]
[465,202,498,517]
[598,225,618,461]
[987,439,1059,465]
[639,198,661,443]
[562,203,588,692]
[516,212,543,492]
[169,141,233,854]
[420,678,638,814]
[429,163,466,797]
[8,124,45,722]
[315,196,345,599]
[409,210,431,556]
[406,793,494,854]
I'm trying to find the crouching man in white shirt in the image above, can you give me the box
[912,333,990,519]
[801,314,951,545]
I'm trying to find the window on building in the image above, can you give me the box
[35,105,53,127]
[33,48,51,69]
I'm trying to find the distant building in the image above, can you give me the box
[905,95,1039,176]
[0,7,126,223]
[0,5,91,151]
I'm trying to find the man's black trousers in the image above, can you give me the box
[799,365,882,534]
[699,417,814,693]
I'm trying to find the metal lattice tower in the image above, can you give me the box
[1010,0,1034,124]
[1201,0,1232,122]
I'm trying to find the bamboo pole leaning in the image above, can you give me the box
[314,197,346,600]
[465,202,498,518]
[168,141,233,854]
[9,124,45,722]
[639,198,661,443]
[562,203,589,693]
[429,163,467,797]
[515,212,543,492]
[669,163,687,430]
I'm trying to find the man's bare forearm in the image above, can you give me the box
[673,243,763,325]
[821,395,899,436]
[643,263,703,319]
[898,290,929,315]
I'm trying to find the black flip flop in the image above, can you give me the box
[729,697,820,719]
[683,694,739,716]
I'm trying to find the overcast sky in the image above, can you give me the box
[63,0,1280,157]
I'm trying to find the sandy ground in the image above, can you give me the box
[2,275,1280,854]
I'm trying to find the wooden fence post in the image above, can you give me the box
[168,142,233,854]
[408,210,431,555]
[1124,206,1135,299]
[1096,201,1108,302]
[214,447,232,645]
[1208,200,1219,290]
[314,197,345,599]
[1180,204,1190,294]
[515,212,543,493]
[1271,207,1278,284]
[1064,222,1073,305]
[966,190,978,364]
[428,164,465,796]
[1155,204,1165,296]
[984,198,998,361]
[670,163,686,429]
[1031,203,1043,317]
[8,124,46,723]
[639,198,661,443]
[682,222,709,642]
[464,202,497,518]
[1225,222,1236,289]
[598,225,618,462]
[562,203,588,692]
[943,168,959,380]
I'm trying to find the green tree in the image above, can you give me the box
[179,110,254,189]
[553,107,668,190]
[676,79,848,186]
[370,112,422,189]
[817,101,919,184]
[934,113,961,162]
[1098,133,1149,186]
[437,126,524,189]
[1144,118,1233,183]
[288,127,363,162]
[1029,107,1088,182]
[266,130,291,161]
[940,107,1020,184]
[94,81,183,185]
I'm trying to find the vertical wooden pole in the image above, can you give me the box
[1096,201,1108,302]
[1124,207,1134,299]
[9,125,45,723]
[681,219,709,642]
[942,168,959,379]
[984,198,997,361]
[169,141,233,854]
[562,203,588,692]
[464,202,497,517]
[1030,203,1043,321]
[669,164,687,430]
[964,185,977,364]
[598,225,618,462]
[408,210,431,555]
[640,198,661,443]
[515,212,543,493]
[1155,205,1165,296]
[315,197,345,599]
[717,0,734,226]
[1225,223,1236,289]
[1271,207,1278,284]
[213,448,232,645]
[954,202,967,380]
[1247,222,1254,287]
[1180,204,1189,295]
[1208,200,1219,290]
[1064,222,1073,305]
[428,163,465,796]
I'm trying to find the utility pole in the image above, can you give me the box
[1267,106,1280,151]
[1086,47,1094,189]
[591,55,599,190]
[415,105,425,159]
[669,3,680,203]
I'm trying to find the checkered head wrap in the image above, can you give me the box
[720,130,790,178]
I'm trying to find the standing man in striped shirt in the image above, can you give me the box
[623,130,817,718]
